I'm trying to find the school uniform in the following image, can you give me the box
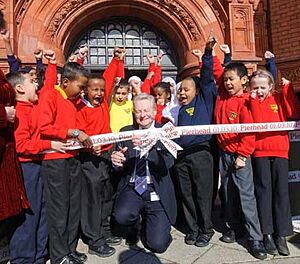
[39,86,82,264]
[10,101,50,264]
[250,80,299,236]
[174,48,216,240]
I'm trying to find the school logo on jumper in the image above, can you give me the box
[270,104,278,113]
[186,107,195,116]
[228,111,238,120]
[124,108,131,114]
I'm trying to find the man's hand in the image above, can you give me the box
[93,145,102,156]
[44,49,56,63]
[111,147,128,167]
[265,51,275,59]
[220,44,231,54]
[146,54,155,64]
[51,141,68,153]
[5,106,16,123]
[132,134,142,148]
[34,48,43,59]
[0,29,9,42]
[235,156,246,169]
[77,131,93,148]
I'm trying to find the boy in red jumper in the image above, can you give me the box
[215,62,267,260]
[38,62,92,264]
[250,52,299,256]
[8,69,66,264]
[76,48,125,258]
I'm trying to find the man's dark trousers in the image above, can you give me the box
[113,184,172,253]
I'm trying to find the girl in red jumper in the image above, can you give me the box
[250,61,300,256]
[152,82,171,124]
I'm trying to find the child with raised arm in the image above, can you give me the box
[215,61,267,260]
[173,36,217,248]
[38,62,92,264]
[76,48,125,258]
[7,71,66,264]
[250,51,300,256]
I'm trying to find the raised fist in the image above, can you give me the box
[44,49,56,62]
[34,48,43,59]
[78,46,88,59]
[220,44,231,54]
[264,51,275,59]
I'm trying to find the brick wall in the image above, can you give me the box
[269,0,300,91]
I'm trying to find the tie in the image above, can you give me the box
[134,156,147,195]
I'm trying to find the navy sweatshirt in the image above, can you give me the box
[176,48,216,148]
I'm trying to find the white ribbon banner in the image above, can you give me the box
[66,121,300,158]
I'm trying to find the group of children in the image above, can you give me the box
[1,9,299,263]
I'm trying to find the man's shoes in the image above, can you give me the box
[184,233,197,245]
[220,229,236,243]
[263,234,278,255]
[275,236,290,256]
[105,236,122,246]
[195,233,214,247]
[248,240,267,260]
[58,255,82,264]
[88,243,116,258]
[69,251,87,263]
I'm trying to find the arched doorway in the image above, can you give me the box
[68,19,178,80]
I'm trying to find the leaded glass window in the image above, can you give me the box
[68,20,178,79]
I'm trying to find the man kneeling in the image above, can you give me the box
[111,93,176,253]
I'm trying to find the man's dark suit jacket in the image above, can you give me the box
[114,124,177,225]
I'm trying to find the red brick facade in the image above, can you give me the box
[0,0,299,88]
[268,0,300,91]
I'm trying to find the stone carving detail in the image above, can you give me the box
[16,0,32,25]
[281,68,300,84]
[230,4,255,55]
[206,0,227,33]
[152,0,201,40]
[48,0,90,38]
[47,0,201,41]
[0,0,6,10]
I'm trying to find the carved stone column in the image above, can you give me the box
[0,0,15,72]
[226,0,261,72]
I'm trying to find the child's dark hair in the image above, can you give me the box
[181,76,202,93]
[61,62,88,81]
[153,82,171,100]
[6,72,26,89]
[224,62,248,78]
[114,79,129,93]
[88,72,105,82]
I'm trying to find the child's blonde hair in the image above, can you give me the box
[250,69,275,88]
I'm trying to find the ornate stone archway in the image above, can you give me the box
[9,0,228,78]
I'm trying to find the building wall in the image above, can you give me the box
[2,0,299,86]
[268,0,300,91]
